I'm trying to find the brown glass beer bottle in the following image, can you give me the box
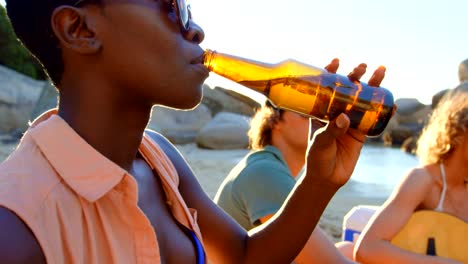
[203,49,395,137]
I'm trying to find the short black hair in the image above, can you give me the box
[5,0,96,86]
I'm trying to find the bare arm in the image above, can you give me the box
[148,111,363,264]
[259,214,353,264]
[354,169,461,264]
[296,227,354,264]
[0,207,46,264]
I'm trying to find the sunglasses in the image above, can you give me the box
[73,0,192,32]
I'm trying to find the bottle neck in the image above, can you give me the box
[202,50,275,84]
[203,49,216,72]
[203,50,325,82]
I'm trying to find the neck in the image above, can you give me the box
[57,77,153,172]
[442,153,468,187]
[271,139,305,177]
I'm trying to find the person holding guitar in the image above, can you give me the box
[354,85,468,264]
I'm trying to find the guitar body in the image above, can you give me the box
[391,210,468,263]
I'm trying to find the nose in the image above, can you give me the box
[184,20,205,44]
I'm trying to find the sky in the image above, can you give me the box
[1,0,467,104]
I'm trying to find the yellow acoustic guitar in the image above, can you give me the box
[391,210,468,263]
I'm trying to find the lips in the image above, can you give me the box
[190,52,205,65]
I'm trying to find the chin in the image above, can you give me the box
[170,92,203,110]
[156,80,203,109]
[182,84,204,109]
[178,99,202,110]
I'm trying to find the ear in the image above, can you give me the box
[272,116,285,132]
[51,6,101,54]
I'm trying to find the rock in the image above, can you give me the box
[0,139,17,162]
[401,136,417,155]
[383,123,424,146]
[394,98,426,115]
[0,65,44,133]
[381,98,432,147]
[394,105,431,126]
[147,104,212,144]
[383,86,468,148]
[432,89,451,109]
[432,83,468,110]
[202,84,260,117]
[455,82,468,92]
[459,59,468,83]
[0,131,20,144]
[31,81,59,120]
[196,112,250,150]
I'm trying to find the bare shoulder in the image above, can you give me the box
[144,129,197,184]
[384,166,434,208]
[0,207,46,263]
[144,127,213,206]
[144,129,187,166]
[395,166,433,193]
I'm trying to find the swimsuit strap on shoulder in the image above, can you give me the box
[434,162,447,212]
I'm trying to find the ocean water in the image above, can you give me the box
[349,144,420,198]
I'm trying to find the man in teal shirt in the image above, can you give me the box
[215,102,354,263]
[215,145,297,230]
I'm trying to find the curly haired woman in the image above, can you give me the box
[354,85,468,264]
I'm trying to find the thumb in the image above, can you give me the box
[311,113,350,150]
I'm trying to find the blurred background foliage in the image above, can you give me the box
[0,5,46,80]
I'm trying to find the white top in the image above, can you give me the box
[434,162,447,212]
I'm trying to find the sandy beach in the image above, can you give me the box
[0,141,386,242]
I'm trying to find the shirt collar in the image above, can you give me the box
[263,145,287,165]
[28,109,127,202]
[263,145,304,179]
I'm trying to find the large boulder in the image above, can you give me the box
[394,98,426,115]
[196,112,250,150]
[382,98,431,148]
[0,65,44,133]
[459,59,468,83]
[202,84,260,117]
[31,81,59,120]
[432,83,468,110]
[147,104,212,144]
[432,89,451,109]
[394,105,431,126]
[384,123,424,146]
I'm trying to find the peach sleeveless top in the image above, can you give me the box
[0,110,204,263]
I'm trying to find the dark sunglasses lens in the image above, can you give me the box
[177,0,190,30]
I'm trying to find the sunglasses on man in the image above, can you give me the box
[73,0,192,33]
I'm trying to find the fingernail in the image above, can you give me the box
[336,114,348,128]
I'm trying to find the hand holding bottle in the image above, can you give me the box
[305,61,386,187]
[324,58,386,87]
